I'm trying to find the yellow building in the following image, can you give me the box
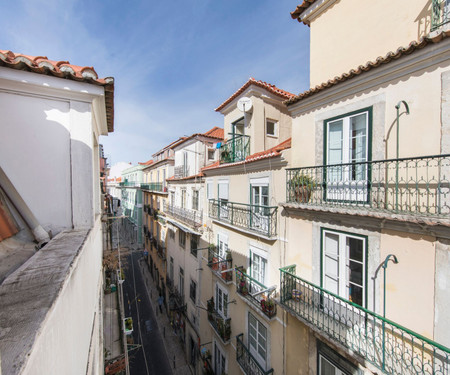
[199,78,294,375]
[281,1,450,374]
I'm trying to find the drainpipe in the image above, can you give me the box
[0,166,50,243]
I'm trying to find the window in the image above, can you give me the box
[179,230,186,248]
[190,235,198,257]
[317,341,360,375]
[322,229,366,307]
[319,355,348,375]
[179,267,184,298]
[170,191,175,205]
[215,283,228,318]
[190,279,197,303]
[248,312,267,368]
[214,341,226,375]
[181,189,186,208]
[183,151,188,177]
[266,120,277,137]
[250,178,270,232]
[169,227,175,240]
[169,257,174,281]
[250,247,268,286]
[208,149,215,160]
[218,180,229,219]
[217,233,228,258]
[325,108,371,202]
[207,180,214,200]
[189,335,197,367]
[192,190,199,211]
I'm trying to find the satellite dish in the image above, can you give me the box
[237,97,253,113]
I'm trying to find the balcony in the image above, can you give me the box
[207,246,233,283]
[279,265,450,375]
[166,276,174,293]
[207,298,231,343]
[119,181,140,187]
[174,165,189,179]
[236,334,274,375]
[220,134,250,164]
[164,202,203,228]
[157,242,166,260]
[286,155,450,218]
[209,200,278,238]
[432,0,450,30]
[141,182,167,193]
[170,288,185,311]
[235,268,276,319]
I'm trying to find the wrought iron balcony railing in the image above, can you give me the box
[157,242,166,260]
[119,181,140,187]
[207,247,233,283]
[164,202,203,228]
[174,165,190,179]
[141,182,167,192]
[236,334,274,375]
[207,298,231,343]
[220,134,250,164]
[235,267,276,319]
[279,265,450,375]
[171,288,185,310]
[286,154,450,217]
[432,0,450,30]
[209,200,278,238]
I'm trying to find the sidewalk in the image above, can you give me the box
[104,290,122,360]
[138,257,192,375]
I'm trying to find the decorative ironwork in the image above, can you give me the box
[164,202,203,228]
[236,333,274,375]
[207,297,231,343]
[141,182,166,192]
[209,199,278,238]
[235,268,276,319]
[286,154,450,217]
[432,0,450,30]
[207,246,233,283]
[279,265,450,375]
[220,134,250,164]
[119,181,140,187]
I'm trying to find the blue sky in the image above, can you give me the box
[1,0,310,165]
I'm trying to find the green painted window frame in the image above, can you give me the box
[323,106,373,203]
[320,227,369,308]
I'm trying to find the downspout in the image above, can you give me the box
[0,166,50,243]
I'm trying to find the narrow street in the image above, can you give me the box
[121,231,173,375]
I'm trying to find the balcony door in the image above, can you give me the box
[215,283,228,318]
[325,109,371,203]
[250,178,269,233]
[249,246,268,295]
[248,312,267,369]
[214,341,227,375]
[218,180,229,220]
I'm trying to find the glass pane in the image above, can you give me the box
[324,233,339,294]
[348,260,363,285]
[320,356,337,375]
[349,283,363,306]
[348,237,363,262]
[328,120,343,165]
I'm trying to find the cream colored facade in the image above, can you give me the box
[305,0,436,87]
[199,82,293,375]
[283,1,450,374]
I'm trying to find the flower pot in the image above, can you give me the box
[295,186,311,203]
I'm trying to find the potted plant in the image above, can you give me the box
[124,317,133,335]
[238,280,248,295]
[261,298,276,316]
[289,173,316,203]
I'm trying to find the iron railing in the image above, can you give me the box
[235,268,276,319]
[164,202,203,228]
[236,334,274,375]
[174,165,190,179]
[279,265,450,375]
[157,242,166,260]
[432,0,450,30]
[209,199,278,238]
[286,155,450,217]
[220,134,250,164]
[207,298,231,343]
[141,182,166,192]
[119,181,141,187]
[207,247,233,283]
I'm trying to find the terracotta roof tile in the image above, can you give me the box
[203,126,224,140]
[285,30,450,106]
[138,159,154,166]
[0,50,114,132]
[202,138,291,172]
[291,0,318,23]
[215,78,295,112]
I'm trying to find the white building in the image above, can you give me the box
[0,50,114,375]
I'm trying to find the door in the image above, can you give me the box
[251,184,269,233]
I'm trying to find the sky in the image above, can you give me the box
[1,0,310,166]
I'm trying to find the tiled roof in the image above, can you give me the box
[138,159,154,166]
[215,78,295,112]
[0,50,115,132]
[285,30,450,106]
[202,138,291,172]
[291,0,318,23]
[203,126,224,140]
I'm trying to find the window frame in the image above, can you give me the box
[265,119,278,138]
[189,278,197,304]
[215,282,229,318]
[248,312,268,369]
[320,227,368,308]
[179,230,186,248]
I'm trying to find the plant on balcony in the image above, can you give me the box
[289,173,317,203]
[124,317,133,335]
[238,279,249,295]
[217,317,231,341]
[261,298,276,316]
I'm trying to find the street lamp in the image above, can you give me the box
[381,253,399,371]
